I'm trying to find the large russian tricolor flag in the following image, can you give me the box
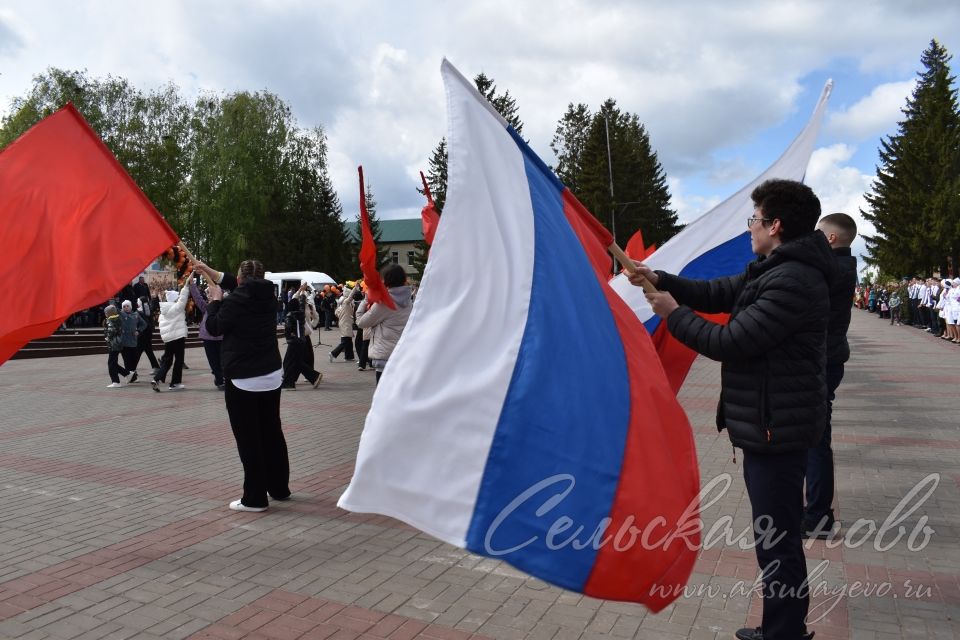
[610,79,833,393]
[338,60,700,610]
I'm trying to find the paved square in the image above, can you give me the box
[0,310,957,639]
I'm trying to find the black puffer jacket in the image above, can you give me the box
[827,247,857,366]
[205,277,281,379]
[657,231,837,453]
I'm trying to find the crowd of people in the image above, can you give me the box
[855,275,960,343]
[100,264,415,392]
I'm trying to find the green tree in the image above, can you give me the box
[474,72,524,134]
[862,40,960,277]
[1,69,351,278]
[556,98,681,248]
[550,102,592,194]
[420,137,448,212]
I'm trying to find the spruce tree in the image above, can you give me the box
[863,39,960,277]
[556,98,680,248]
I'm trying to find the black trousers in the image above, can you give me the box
[203,340,224,387]
[136,328,160,369]
[107,350,129,383]
[743,449,809,640]
[806,364,843,526]
[224,382,289,508]
[282,339,320,386]
[354,329,369,368]
[121,346,138,374]
[331,336,355,360]
[155,338,186,385]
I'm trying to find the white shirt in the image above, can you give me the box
[232,368,283,392]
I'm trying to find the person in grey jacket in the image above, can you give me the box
[118,300,146,383]
[356,264,413,383]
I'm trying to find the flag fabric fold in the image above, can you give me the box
[610,79,833,392]
[357,166,395,310]
[338,60,700,610]
[0,104,178,365]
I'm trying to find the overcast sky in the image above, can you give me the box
[2,1,959,267]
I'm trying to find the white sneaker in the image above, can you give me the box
[229,499,267,512]
[168,384,185,391]
[106,382,123,389]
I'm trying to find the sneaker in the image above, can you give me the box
[357,366,366,371]
[344,358,355,362]
[328,352,335,363]
[151,380,160,392]
[312,372,324,388]
[270,492,291,501]
[106,382,123,388]
[168,384,185,391]
[183,363,190,369]
[129,372,138,384]
[228,499,267,513]
[281,384,296,390]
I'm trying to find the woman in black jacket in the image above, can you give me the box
[197,258,290,513]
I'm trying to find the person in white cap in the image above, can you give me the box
[151,284,192,391]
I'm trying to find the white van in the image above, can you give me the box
[265,271,337,297]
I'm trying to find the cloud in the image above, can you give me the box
[0,11,25,57]
[0,1,958,231]
[826,79,916,141]
[805,144,876,261]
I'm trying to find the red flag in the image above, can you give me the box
[419,171,441,245]
[358,166,396,310]
[0,104,178,365]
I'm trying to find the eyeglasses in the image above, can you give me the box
[746,217,772,228]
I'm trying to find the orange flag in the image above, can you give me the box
[419,171,441,245]
[358,166,395,310]
[0,104,178,365]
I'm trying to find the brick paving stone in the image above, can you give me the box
[0,313,958,638]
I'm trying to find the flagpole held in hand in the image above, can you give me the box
[609,243,657,293]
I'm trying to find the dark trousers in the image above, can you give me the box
[282,340,320,386]
[744,449,809,640]
[331,336,355,360]
[304,334,315,369]
[121,346,138,374]
[355,329,369,368]
[203,340,224,387]
[806,364,843,526]
[224,382,288,508]
[107,350,129,383]
[136,328,160,369]
[909,298,920,325]
[890,307,901,324]
[323,309,333,330]
[155,338,186,385]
